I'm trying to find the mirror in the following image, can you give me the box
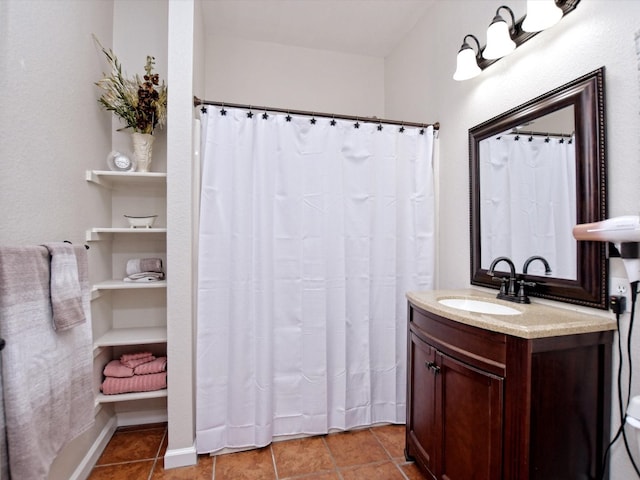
[469,67,607,309]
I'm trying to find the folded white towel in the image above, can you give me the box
[124,271,165,282]
[126,258,164,276]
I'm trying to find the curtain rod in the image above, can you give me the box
[193,97,439,130]
[503,130,574,139]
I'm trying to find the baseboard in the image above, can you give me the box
[163,444,198,469]
[68,416,117,480]
[116,409,168,427]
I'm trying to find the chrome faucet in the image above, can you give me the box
[487,256,517,301]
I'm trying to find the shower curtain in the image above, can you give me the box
[195,106,436,454]
[479,134,576,279]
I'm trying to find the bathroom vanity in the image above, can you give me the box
[405,289,616,480]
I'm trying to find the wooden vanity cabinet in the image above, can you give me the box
[406,302,612,480]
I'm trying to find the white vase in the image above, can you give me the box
[131,132,155,172]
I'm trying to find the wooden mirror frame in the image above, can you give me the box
[469,67,607,309]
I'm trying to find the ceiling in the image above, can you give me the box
[200,0,436,58]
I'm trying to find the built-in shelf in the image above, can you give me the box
[86,227,167,242]
[93,280,167,291]
[94,326,167,347]
[86,170,167,188]
[96,389,168,404]
[87,167,168,408]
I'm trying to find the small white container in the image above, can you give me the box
[124,215,157,228]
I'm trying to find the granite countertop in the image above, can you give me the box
[406,289,617,339]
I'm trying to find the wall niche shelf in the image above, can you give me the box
[86,170,167,188]
[87,167,168,411]
[86,227,167,242]
[94,326,168,347]
[96,389,168,405]
[93,280,167,291]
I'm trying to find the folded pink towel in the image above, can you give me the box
[134,356,167,375]
[101,372,167,395]
[120,352,153,362]
[103,359,134,378]
[122,355,156,369]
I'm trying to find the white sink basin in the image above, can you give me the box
[438,298,522,316]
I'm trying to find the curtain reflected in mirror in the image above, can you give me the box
[469,68,607,309]
[479,106,577,280]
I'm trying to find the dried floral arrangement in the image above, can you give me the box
[94,36,167,135]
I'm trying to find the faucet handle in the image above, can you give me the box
[492,275,508,295]
[516,279,536,303]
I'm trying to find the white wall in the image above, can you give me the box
[205,34,385,117]
[385,1,640,478]
[112,0,168,173]
[0,0,115,478]
[4,0,640,477]
[0,0,112,248]
[165,0,197,468]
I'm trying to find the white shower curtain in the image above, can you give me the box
[195,106,436,454]
[479,134,576,279]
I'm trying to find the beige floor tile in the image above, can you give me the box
[88,423,424,480]
[214,446,276,480]
[399,461,431,480]
[151,454,213,479]
[87,460,154,480]
[272,436,334,478]
[371,424,406,459]
[340,461,406,479]
[96,428,166,465]
[324,429,389,468]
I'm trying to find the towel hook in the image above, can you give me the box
[63,240,89,250]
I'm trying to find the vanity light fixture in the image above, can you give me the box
[483,6,516,60]
[453,0,581,81]
[522,0,563,32]
[453,35,482,81]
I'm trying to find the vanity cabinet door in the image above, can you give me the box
[407,332,438,479]
[407,331,504,480]
[439,351,503,480]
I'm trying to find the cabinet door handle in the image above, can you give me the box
[425,361,441,375]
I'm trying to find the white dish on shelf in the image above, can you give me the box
[124,215,157,228]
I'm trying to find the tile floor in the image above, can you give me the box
[88,423,429,480]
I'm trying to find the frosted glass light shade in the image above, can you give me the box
[453,47,481,81]
[483,18,516,59]
[522,0,563,32]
